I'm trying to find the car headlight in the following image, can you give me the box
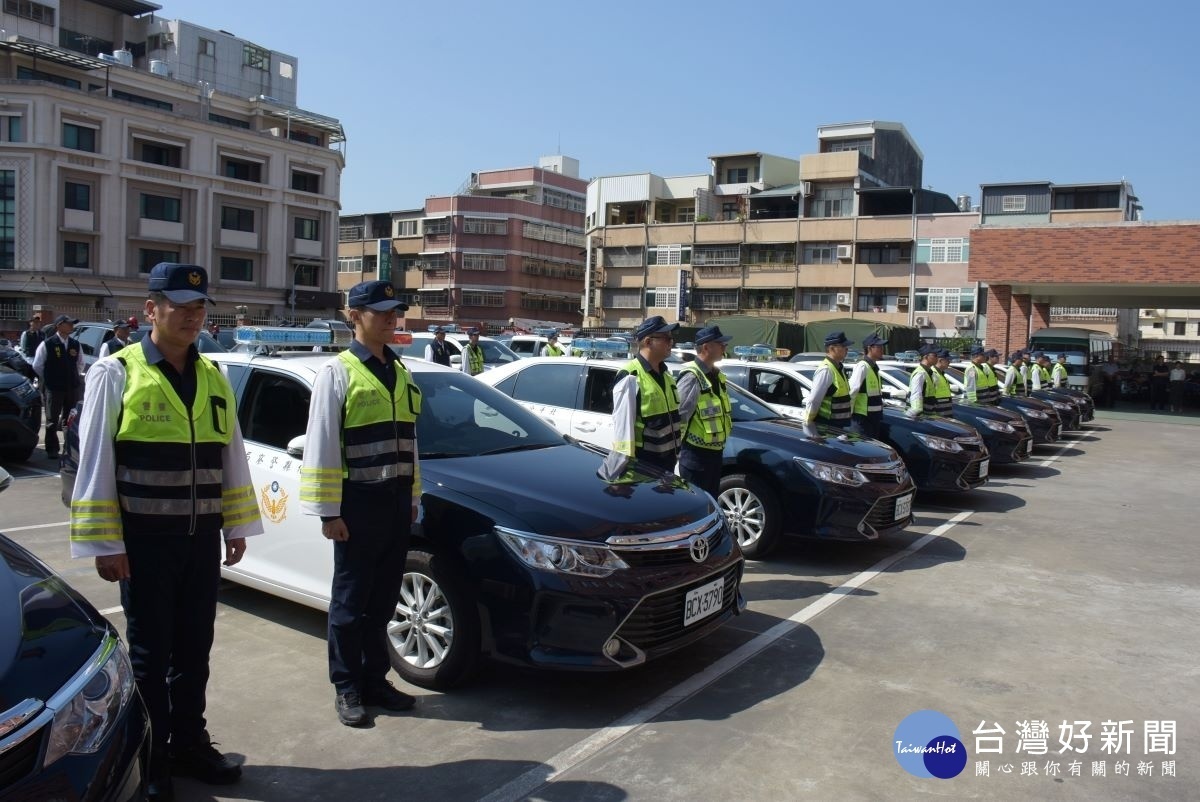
[1023,409,1050,420]
[1050,400,1074,411]
[912,433,963,453]
[978,418,1015,433]
[16,381,39,400]
[44,634,136,767]
[497,528,628,577]
[794,457,869,486]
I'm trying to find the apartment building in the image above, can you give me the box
[1138,309,1200,362]
[585,121,965,332]
[0,0,344,329]
[339,156,587,329]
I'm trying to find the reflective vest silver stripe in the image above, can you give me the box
[347,463,415,483]
[345,439,416,459]
[121,497,223,516]
[116,467,224,485]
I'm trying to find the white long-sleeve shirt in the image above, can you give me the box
[962,361,982,402]
[802,361,837,422]
[98,338,130,359]
[70,353,264,557]
[908,366,930,414]
[299,354,422,518]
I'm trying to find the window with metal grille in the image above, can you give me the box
[463,218,507,235]
[462,253,505,271]
[462,290,504,307]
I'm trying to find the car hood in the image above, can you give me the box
[732,418,899,465]
[882,407,978,437]
[0,372,27,391]
[0,535,106,710]
[421,443,716,542]
[953,401,1025,423]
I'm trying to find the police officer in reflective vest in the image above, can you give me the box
[32,314,83,458]
[460,327,485,376]
[301,280,422,727]
[848,332,887,438]
[980,349,1003,405]
[930,349,955,414]
[69,263,263,799]
[1051,353,1070,388]
[424,326,452,365]
[676,325,733,498]
[612,316,682,472]
[803,330,852,428]
[1002,351,1027,396]
[1030,351,1053,391]
[962,345,990,404]
[907,344,940,416]
[98,319,132,359]
[540,330,566,357]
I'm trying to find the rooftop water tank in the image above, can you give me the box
[149,59,169,76]
[113,49,133,66]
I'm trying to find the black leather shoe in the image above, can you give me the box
[336,691,369,726]
[363,680,416,712]
[170,737,242,785]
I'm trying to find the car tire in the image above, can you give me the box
[0,445,36,463]
[717,473,781,559]
[387,549,480,690]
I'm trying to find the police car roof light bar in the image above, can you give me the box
[732,345,777,360]
[234,326,350,348]
[569,338,629,356]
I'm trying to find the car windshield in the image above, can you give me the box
[726,382,786,423]
[477,339,520,365]
[413,370,565,457]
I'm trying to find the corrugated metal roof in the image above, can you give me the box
[748,183,803,199]
[88,0,162,15]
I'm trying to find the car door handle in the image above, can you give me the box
[575,422,597,433]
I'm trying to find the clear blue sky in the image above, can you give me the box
[175,0,1198,220]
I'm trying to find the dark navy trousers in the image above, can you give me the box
[328,479,411,693]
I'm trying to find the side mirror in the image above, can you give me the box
[286,434,305,459]
[450,354,462,366]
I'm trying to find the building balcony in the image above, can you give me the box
[63,209,94,231]
[797,264,853,285]
[856,216,914,241]
[796,218,854,241]
[220,229,259,249]
[744,220,798,242]
[139,218,184,241]
[692,221,742,243]
[293,237,322,258]
[800,151,863,182]
[647,222,695,246]
[855,264,911,286]
[1048,209,1126,224]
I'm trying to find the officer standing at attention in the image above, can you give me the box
[930,350,955,415]
[675,325,733,498]
[1051,353,1070,388]
[848,332,887,438]
[1002,351,1027,396]
[962,345,988,403]
[802,331,852,428]
[18,314,44,359]
[612,316,682,472]
[907,344,940,416]
[540,330,566,357]
[1030,352,1053,391]
[32,314,84,459]
[300,280,422,728]
[980,349,1002,405]
[69,263,262,800]
[424,326,452,366]
[460,327,485,376]
[98,319,133,359]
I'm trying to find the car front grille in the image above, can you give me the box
[615,564,740,651]
[862,493,909,532]
[615,524,726,568]
[0,722,45,792]
[0,397,18,417]
[959,459,985,485]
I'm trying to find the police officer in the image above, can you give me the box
[460,327,485,376]
[18,314,43,359]
[962,345,989,403]
[424,326,452,366]
[907,344,940,416]
[612,316,682,472]
[98,319,133,359]
[930,350,955,415]
[1002,351,1028,397]
[848,332,887,438]
[981,349,1003,405]
[32,314,83,458]
[540,330,566,357]
[802,331,852,428]
[1051,353,1070,389]
[300,280,422,727]
[1030,351,1053,391]
[69,263,262,800]
[676,325,733,498]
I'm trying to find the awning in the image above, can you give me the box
[87,0,162,15]
[0,35,109,71]
[260,105,345,144]
[749,184,804,200]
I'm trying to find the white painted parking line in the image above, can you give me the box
[98,605,125,617]
[8,466,61,479]
[479,511,974,802]
[4,520,70,533]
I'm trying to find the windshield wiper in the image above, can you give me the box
[420,451,470,459]
[477,443,556,456]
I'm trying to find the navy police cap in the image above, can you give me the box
[969,345,985,356]
[862,333,887,348]
[348,280,407,312]
[824,330,850,347]
[918,344,938,356]
[634,315,679,341]
[148,263,213,304]
[695,325,734,346]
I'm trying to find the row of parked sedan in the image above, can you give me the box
[2,327,1094,799]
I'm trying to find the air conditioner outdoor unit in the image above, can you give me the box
[801,181,813,196]
[836,244,853,261]
[955,315,973,328]
[835,293,851,306]
[914,316,930,327]
[897,296,909,306]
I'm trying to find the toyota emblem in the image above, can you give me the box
[689,535,710,564]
